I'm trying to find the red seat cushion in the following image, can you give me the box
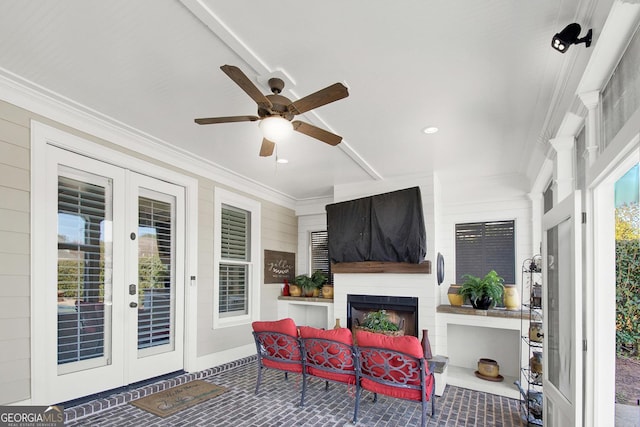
[252,318,302,372]
[299,326,355,384]
[356,330,433,401]
[360,376,434,400]
[262,358,303,373]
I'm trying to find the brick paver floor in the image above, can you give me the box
[64,356,523,426]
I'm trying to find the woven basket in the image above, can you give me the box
[353,326,405,337]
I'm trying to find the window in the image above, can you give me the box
[57,172,111,365]
[214,188,261,327]
[310,231,330,283]
[602,24,640,148]
[455,220,515,284]
[219,205,249,316]
[543,181,554,214]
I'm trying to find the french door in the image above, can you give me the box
[542,191,583,426]
[34,146,185,404]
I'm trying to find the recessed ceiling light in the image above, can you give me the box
[276,158,289,164]
[422,126,439,134]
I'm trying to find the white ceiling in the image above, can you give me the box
[0,0,611,200]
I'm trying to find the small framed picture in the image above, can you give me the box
[264,250,295,284]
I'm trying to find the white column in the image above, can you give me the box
[578,90,601,167]
[549,136,575,203]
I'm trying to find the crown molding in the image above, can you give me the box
[0,67,297,210]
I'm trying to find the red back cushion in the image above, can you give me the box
[355,330,424,358]
[299,326,353,344]
[356,330,432,398]
[252,318,301,370]
[299,326,355,384]
[252,318,298,336]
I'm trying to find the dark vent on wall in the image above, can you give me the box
[455,220,515,284]
[310,231,331,283]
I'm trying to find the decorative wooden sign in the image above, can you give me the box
[264,250,295,283]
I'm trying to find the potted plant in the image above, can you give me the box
[458,270,505,310]
[293,273,323,297]
[311,270,332,298]
[356,309,404,336]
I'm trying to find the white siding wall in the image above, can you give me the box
[437,173,533,305]
[195,185,297,359]
[0,103,30,404]
[326,173,533,356]
[434,173,532,360]
[297,213,327,275]
[0,99,297,404]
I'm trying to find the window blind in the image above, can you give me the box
[455,220,515,284]
[221,205,250,261]
[219,205,249,315]
[137,196,173,349]
[57,175,109,364]
[310,231,330,280]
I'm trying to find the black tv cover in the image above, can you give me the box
[326,187,426,264]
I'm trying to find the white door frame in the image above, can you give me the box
[589,145,639,426]
[542,191,583,427]
[31,121,198,404]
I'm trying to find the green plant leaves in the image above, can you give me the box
[616,239,639,355]
[458,270,505,306]
[360,309,400,332]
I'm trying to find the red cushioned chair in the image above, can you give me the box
[354,330,436,426]
[251,318,302,394]
[299,326,356,407]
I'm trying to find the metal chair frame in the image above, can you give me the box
[354,345,435,426]
[252,330,302,394]
[300,336,356,406]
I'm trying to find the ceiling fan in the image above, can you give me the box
[195,65,349,157]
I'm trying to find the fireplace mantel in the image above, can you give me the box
[331,261,431,274]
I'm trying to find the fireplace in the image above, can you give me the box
[347,294,419,338]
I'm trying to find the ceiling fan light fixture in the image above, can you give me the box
[422,126,439,134]
[259,116,293,142]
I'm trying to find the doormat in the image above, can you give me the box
[130,380,227,417]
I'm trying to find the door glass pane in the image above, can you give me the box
[546,217,573,400]
[137,195,174,351]
[57,173,112,368]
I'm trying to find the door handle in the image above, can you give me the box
[129,302,138,308]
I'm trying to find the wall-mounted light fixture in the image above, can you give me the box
[551,23,592,53]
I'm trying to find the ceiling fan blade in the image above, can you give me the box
[292,121,342,146]
[259,138,275,157]
[288,83,349,115]
[220,65,272,109]
[194,115,259,125]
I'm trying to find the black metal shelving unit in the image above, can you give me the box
[516,255,543,426]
